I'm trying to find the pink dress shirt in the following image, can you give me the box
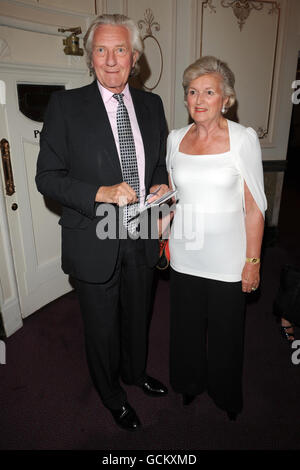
[98,82,146,206]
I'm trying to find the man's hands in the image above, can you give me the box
[96,182,138,206]
[95,183,170,206]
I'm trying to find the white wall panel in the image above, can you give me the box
[106,0,125,14]
[0,0,94,29]
[127,0,176,129]
[39,0,95,14]
[200,0,280,144]
[0,25,87,70]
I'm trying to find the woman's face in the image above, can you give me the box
[186,73,228,124]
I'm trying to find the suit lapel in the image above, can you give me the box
[83,81,122,180]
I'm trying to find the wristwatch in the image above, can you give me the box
[245,257,260,264]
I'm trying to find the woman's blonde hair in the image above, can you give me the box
[183,56,236,109]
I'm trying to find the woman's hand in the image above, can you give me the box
[241,262,260,293]
[243,181,264,293]
[158,210,174,238]
[147,184,169,204]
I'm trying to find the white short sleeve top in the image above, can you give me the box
[166,119,267,282]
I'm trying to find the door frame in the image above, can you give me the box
[0,99,22,337]
[0,65,90,337]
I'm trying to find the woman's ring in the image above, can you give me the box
[251,287,257,291]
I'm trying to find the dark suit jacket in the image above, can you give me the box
[36,80,168,283]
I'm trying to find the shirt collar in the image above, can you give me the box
[97,81,130,104]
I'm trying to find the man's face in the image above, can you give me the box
[92,24,138,93]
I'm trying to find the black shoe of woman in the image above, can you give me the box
[274,301,295,345]
[227,411,238,421]
[273,264,300,343]
[280,322,295,344]
[182,394,197,406]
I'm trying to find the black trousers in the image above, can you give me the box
[170,268,246,414]
[74,237,154,409]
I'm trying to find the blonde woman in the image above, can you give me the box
[167,56,267,420]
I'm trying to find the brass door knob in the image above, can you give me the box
[11,203,18,211]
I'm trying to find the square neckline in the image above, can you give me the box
[178,119,232,157]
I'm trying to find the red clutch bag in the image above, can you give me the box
[156,239,170,270]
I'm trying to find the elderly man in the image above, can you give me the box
[36,14,168,431]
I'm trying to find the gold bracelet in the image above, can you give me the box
[245,257,260,264]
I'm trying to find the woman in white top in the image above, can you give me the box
[167,56,267,420]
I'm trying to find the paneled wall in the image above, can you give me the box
[1,1,298,146]
[0,0,299,219]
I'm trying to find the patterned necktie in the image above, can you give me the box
[113,93,140,235]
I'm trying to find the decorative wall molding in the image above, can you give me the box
[122,0,128,16]
[70,56,82,66]
[255,1,281,141]
[0,61,89,76]
[0,79,6,104]
[203,1,281,32]
[169,0,178,130]
[268,2,280,15]
[203,0,217,13]
[0,15,83,37]
[220,1,280,31]
[200,0,281,142]
[0,37,10,58]
[138,8,160,36]
[138,9,163,92]
[1,0,95,18]
[94,0,100,15]
[221,1,263,31]
[257,127,269,139]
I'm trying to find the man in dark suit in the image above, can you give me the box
[36,14,168,431]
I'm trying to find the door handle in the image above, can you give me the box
[0,138,15,196]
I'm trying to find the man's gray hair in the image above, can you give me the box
[182,56,236,109]
[83,14,144,76]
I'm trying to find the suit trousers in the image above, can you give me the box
[74,237,154,409]
[170,268,246,414]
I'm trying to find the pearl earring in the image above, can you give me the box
[222,106,226,114]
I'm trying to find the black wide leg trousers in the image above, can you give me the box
[170,268,246,414]
[74,238,154,410]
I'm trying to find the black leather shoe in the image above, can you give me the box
[138,375,168,397]
[182,394,197,406]
[108,402,141,431]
